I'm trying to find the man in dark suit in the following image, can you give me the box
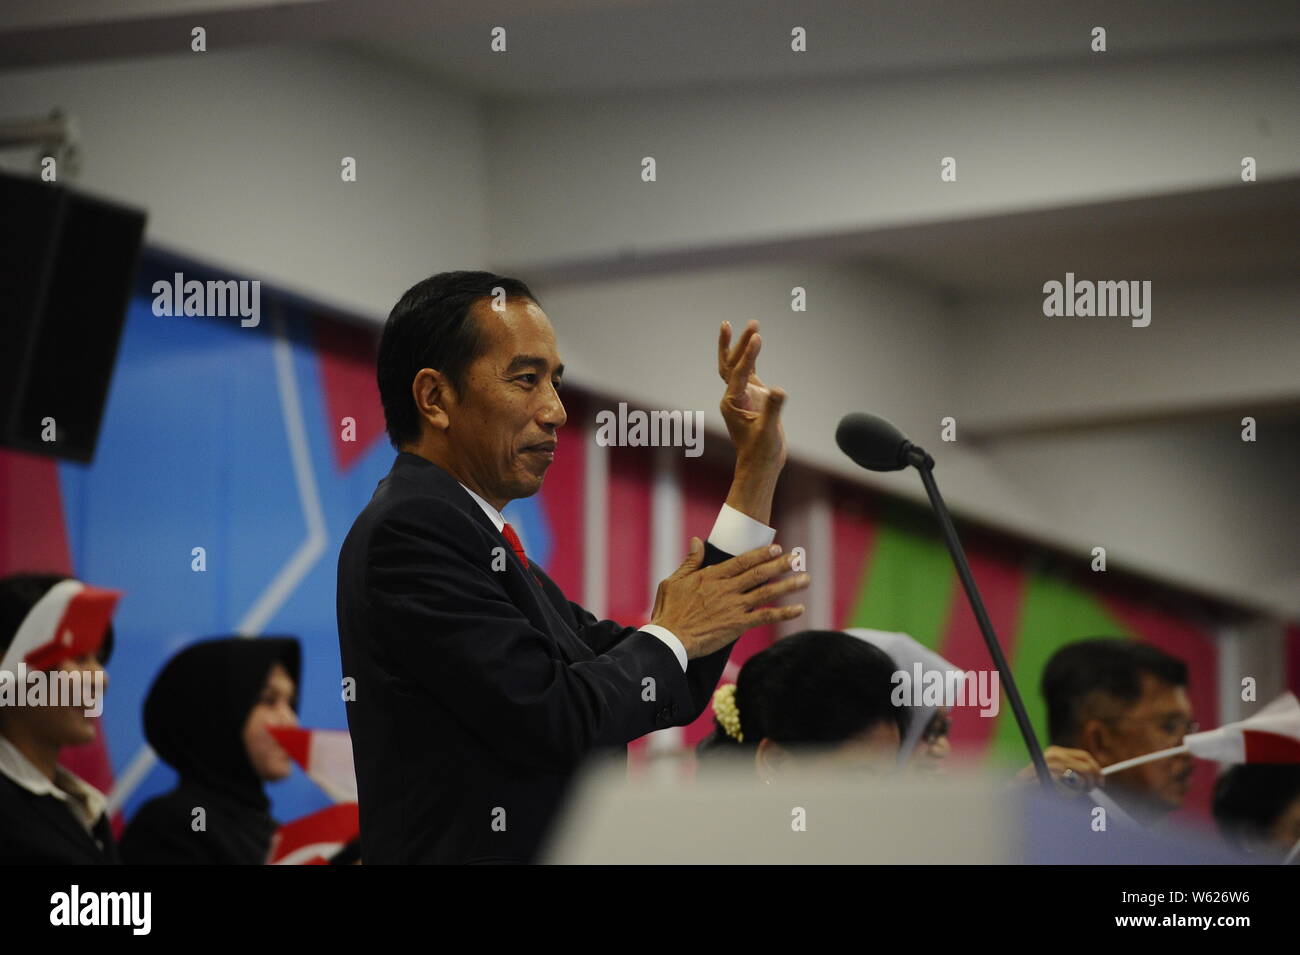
[338,271,806,863]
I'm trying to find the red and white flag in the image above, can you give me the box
[1184,692,1300,764]
[0,579,121,674]
[267,802,359,865]
[268,726,358,803]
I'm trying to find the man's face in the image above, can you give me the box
[440,298,566,509]
[0,653,107,751]
[1091,674,1195,814]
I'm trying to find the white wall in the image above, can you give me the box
[485,47,1299,271]
[977,418,1300,615]
[951,279,1300,434]
[0,43,489,318]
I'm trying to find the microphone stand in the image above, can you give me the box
[904,445,1055,792]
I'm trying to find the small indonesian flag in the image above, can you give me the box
[0,579,121,674]
[1184,692,1300,764]
[267,802,360,865]
[267,726,358,803]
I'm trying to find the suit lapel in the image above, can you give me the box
[390,453,591,664]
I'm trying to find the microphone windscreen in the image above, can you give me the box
[835,413,910,472]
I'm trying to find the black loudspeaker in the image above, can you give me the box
[0,171,146,463]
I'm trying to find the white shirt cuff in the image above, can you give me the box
[707,503,776,557]
[639,624,688,672]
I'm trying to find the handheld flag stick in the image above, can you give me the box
[1100,745,1189,776]
[1101,692,1300,776]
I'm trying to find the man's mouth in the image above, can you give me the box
[523,441,557,457]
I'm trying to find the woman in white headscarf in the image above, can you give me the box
[846,628,1104,792]
[845,628,956,773]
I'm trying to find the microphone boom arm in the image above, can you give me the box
[908,443,1054,792]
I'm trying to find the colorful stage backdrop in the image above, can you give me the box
[1,247,1281,835]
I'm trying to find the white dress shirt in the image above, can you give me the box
[0,734,107,835]
[457,482,775,672]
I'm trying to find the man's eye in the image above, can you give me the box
[517,374,537,384]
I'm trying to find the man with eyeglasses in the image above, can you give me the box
[1042,638,1196,826]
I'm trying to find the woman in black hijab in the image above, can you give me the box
[120,636,301,865]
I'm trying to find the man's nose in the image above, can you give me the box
[540,391,566,429]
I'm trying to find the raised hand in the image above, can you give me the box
[717,320,787,472]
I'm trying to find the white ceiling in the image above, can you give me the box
[5,1,1296,299]
[357,0,1300,98]
[4,0,1300,98]
[513,178,1300,297]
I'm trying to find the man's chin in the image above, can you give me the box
[1165,782,1191,807]
[62,722,98,746]
[509,474,547,497]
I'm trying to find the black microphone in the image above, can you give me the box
[835,412,1054,792]
[835,412,926,472]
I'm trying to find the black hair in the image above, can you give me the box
[1041,638,1187,747]
[0,572,114,666]
[377,270,539,449]
[696,630,908,758]
[1212,764,1300,854]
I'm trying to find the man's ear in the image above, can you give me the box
[1078,718,1114,762]
[411,368,452,432]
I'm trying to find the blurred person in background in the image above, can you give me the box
[1212,763,1300,861]
[120,636,300,864]
[847,628,957,774]
[696,630,907,780]
[849,629,1105,792]
[0,573,121,864]
[1042,638,1194,825]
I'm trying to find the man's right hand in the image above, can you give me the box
[649,539,809,660]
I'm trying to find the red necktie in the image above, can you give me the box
[501,522,539,582]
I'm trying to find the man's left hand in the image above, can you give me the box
[717,320,787,473]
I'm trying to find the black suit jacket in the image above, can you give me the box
[337,452,740,864]
[0,773,119,865]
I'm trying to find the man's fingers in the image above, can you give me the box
[744,604,806,628]
[735,551,797,591]
[1068,755,1104,788]
[721,321,759,382]
[763,386,786,420]
[675,536,704,575]
[712,543,783,578]
[739,573,810,609]
[1048,748,1104,790]
[725,334,760,401]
